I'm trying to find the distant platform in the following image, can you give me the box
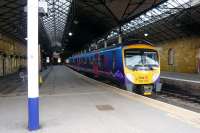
[161,72,200,83]
[161,72,200,96]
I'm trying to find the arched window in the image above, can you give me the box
[168,48,175,65]
[197,48,200,73]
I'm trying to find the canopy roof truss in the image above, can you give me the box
[107,0,195,40]
[41,0,72,46]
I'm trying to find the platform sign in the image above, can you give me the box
[27,0,40,131]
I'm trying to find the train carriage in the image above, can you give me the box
[68,40,160,95]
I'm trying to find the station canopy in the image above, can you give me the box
[106,0,200,44]
[0,0,27,42]
[61,0,166,52]
[41,0,72,47]
[0,0,199,55]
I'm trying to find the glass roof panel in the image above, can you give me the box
[107,0,192,39]
[41,0,72,46]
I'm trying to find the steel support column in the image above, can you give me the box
[27,0,39,131]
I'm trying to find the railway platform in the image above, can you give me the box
[0,66,51,97]
[0,65,200,133]
[160,72,200,96]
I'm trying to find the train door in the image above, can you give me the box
[100,54,104,71]
[93,54,99,77]
[112,51,116,73]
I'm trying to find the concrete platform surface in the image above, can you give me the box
[0,65,200,133]
[160,71,200,96]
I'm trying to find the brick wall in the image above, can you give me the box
[157,37,200,73]
[0,35,27,76]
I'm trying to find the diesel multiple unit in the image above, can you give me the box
[68,40,160,95]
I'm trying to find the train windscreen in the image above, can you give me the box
[124,49,159,69]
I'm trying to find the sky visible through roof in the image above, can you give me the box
[107,0,193,39]
[41,0,72,46]
[40,0,199,47]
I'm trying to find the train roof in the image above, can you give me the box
[122,39,153,46]
[71,39,154,57]
[95,39,154,52]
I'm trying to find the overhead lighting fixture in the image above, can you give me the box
[144,33,149,37]
[73,20,79,24]
[68,32,73,36]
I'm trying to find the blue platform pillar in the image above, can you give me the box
[27,0,39,131]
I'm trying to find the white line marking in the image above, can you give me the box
[161,76,200,84]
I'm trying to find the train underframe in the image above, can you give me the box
[124,77,161,96]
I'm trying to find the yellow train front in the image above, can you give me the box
[122,43,160,96]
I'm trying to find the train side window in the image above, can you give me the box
[168,48,175,65]
[112,51,116,73]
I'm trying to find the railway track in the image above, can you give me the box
[157,90,200,103]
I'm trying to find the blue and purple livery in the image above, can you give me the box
[68,40,160,95]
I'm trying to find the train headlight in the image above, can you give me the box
[153,73,159,82]
[126,73,134,82]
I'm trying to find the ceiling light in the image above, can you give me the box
[73,20,79,24]
[144,33,148,37]
[68,32,73,36]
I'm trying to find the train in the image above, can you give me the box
[68,40,160,95]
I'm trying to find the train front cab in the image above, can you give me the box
[122,44,160,96]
